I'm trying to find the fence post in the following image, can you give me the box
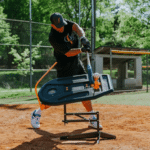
[78,0,81,59]
[91,0,96,72]
[110,49,112,78]
[146,53,149,92]
[29,0,32,92]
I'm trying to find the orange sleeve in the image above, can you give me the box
[65,48,82,57]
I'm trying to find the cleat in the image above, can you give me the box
[31,110,41,129]
[89,115,103,130]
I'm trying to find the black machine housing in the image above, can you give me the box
[38,74,114,106]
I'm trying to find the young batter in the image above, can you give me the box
[31,13,103,130]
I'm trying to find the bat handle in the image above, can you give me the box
[86,52,94,84]
[87,52,90,65]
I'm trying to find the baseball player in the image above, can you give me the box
[31,13,103,130]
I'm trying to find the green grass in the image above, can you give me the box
[0,88,150,106]
[103,69,135,78]
[93,91,150,106]
[0,88,39,104]
[0,88,38,98]
[103,70,115,74]
[0,96,38,104]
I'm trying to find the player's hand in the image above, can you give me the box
[81,45,91,53]
[81,37,90,47]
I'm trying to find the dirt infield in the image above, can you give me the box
[0,103,150,150]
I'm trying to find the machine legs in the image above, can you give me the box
[60,104,116,144]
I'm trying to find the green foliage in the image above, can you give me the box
[32,0,92,27]
[0,70,57,89]
[0,0,29,20]
[111,10,150,48]
[1,0,150,68]
[0,88,36,99]
[142,70,150,85]
[0,6,19,57]
[95,0,119,48]
[96,16,115,48]
[141,55,149,65]
[123,0,150,22]
[9,41,42,76]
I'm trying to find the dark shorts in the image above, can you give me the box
[56,58,86,78]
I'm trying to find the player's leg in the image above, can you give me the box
[82,100,93,112]
[31,65,61,129]
[82,100,103,129]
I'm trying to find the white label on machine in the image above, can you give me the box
[72,86,84,91]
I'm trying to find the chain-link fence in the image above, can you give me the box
[1,0,149,92]
[142,67,150,92]
[0,18,56,65]
[0,18,57,89]
[0,17,92,89]
[0,0,97,90]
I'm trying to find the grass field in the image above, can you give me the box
[0,88,37,104]
[0,88,150,149]
[0,88,150,106]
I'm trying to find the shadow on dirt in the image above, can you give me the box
[11,127,101,150]
[0,104,32,111]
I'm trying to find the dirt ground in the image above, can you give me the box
[0,103,150,150]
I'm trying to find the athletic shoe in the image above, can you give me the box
[89,115,103,130]
[31,110,41,129]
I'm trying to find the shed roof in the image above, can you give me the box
[95,46,149,55]
[82,46,149,65]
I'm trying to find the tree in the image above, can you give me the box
[9,41,42,86]
[122,0,150,65]
[95,0,119,48]
[0,0,29,20]
[123,0,150,21]
[113,10,149,48]
[0,0,52,68]
[95,16,115,47]
[1,0,94,68]
[0,6,19,68]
